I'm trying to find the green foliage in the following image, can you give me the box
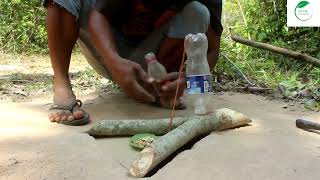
[0,0,47,54]
[219,0,320,89]
[0,0,319,93]
[242,0,320,58]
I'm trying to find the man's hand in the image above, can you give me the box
[149,72,186,109]
[154,9,176,28]
[157,72,186,100]
[109,58,156,103]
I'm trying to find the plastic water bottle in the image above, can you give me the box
[145,52,173,108]
[145,52,167,80]
[185,33,212,115]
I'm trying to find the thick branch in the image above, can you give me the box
[231,35,320,67]
[296,119,320,131]
[87,117,190,136]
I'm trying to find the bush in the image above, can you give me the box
[219,0,320,87]
[0,0,47,54]
[242,0,320,58]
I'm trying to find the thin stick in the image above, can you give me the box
[236,0,251,39]
[234,86,272,93]
[221,53,255,86]
[169,50,186,131]
[119,162,129,170]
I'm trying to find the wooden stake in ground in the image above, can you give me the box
[128,108,252,178]
[231,35,320,67]
[87,117,191,136]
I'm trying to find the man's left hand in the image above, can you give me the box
[156,72,186,99]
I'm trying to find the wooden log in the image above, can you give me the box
[87,117,191,136]
[296,119,320,131]
[231,35,320,67]
[128,108,252,178]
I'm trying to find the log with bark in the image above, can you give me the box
[231,35,320,67]
[87,108,252,178]
[87,117,190,136]
[296,119,320,131]
[128,108,252,178]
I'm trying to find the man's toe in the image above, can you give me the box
[49,115,55,122]
[67,115,75,121]
[72,105,84,119]
[60,115,67,121]
[54,116,61,122]
[52,112,61,121]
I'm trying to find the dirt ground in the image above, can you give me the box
[0,53,319,180]
[0,91,319,180]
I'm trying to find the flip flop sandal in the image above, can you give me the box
[49,100,90,126]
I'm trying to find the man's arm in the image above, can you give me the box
[207,25,221,69]
[89,9,155,103]
[89,10,119,67]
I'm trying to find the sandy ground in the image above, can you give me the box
[0,91,319,180]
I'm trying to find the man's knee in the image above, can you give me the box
[43,0,81,19]
[182,1,210,32]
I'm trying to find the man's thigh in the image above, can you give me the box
[42,0,95,29]
[42,0,81,18]
[127,1,211,68]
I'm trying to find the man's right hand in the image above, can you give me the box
[109,58,156,103]
[88,9,155,103]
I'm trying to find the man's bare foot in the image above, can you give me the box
[48,82,85,123]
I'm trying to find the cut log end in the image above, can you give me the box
[129,147,155,178]
[214,108,252,130]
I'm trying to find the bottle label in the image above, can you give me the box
[186,74,212,94]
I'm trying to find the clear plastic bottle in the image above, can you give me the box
[145,52,167,80]
[185,33,212,115]
[145,52,172,108]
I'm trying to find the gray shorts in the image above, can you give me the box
[43,0,210,79]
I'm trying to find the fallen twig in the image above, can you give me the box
[234,86,272,93]
[231,35,320,67]
[221,53,255,86]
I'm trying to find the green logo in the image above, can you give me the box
[295,1,313,21]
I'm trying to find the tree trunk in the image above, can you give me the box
[128,108,252,178]
[231,35,320,67]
